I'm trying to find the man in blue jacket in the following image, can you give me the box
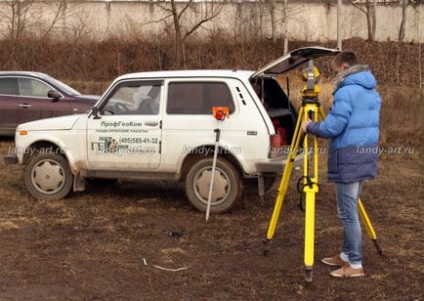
[302,51,381,278]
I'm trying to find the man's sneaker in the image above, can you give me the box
[321,254,348,267]
[330,264,365,278]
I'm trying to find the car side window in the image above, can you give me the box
[0,78,19,95]
[18,78,51,98]
[101,81,162,116]
[167,82,235,115]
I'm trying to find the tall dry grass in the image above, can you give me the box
[286,77,423,151]
[378,86,423,148]
[0,36,422,86]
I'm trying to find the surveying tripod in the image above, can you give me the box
[263,59,383,283]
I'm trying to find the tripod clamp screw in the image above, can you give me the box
[297,176,319,211]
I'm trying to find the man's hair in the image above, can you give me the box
[332,51,358,69]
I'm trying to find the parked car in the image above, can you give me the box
[4,47,339,213]
[0,71,99,136]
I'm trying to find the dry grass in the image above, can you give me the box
[287,77,423,150]
[0,37,422,88]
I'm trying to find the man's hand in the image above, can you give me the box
[301,119,312,133]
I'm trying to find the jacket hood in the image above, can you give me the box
[335,65,377,91]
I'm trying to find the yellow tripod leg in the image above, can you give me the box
[303,109,320,282]
[304,186,318,282]
[266,162,292,240]
[265,107,305,243]
[358,198,383,255]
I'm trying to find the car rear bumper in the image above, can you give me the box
[255,153,303,173]
[4,154,18,165]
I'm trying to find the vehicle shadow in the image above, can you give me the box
[0,136,14,143]
[84,179,189,208]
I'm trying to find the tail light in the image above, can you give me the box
[269,134,281,158]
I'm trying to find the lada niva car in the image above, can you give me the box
[4,47,339,213]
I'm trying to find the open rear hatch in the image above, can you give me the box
[251,46,340,78]
[250,46,340,158]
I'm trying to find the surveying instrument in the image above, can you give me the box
[263,58,383,282]
[205,106,230,221]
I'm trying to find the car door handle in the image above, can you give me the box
[144,121,159,126]
[18,103,32,109]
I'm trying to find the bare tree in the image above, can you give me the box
[372,0,377,40]
[248,0,289,52]
[156,0,223,68]
[0,0,66,67]
[281,0,289,53]
[267,0,277,42]
[351,0,377,41]
[236,2,271,42]
[0,0,35,40]
[398,0,408,42]
[59,3,97,45]
[0,0,65,39]
[415,4,422,90]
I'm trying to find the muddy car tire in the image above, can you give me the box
[185,157,242,213]
[24,153,73,200]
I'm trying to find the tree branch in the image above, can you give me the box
[182,3,224,42]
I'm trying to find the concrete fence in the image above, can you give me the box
[0,1,423,42]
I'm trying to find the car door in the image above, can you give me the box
[16,77,71,123]
[86,79,163,171]
[0,77,20,134]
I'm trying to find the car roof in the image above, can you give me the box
[0,71,51,78]
[114,70,255,82]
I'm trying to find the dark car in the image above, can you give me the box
[0,71,98,136]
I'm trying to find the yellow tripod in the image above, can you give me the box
[263,59,382,283]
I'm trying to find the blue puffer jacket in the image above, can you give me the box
[307,65,381,183]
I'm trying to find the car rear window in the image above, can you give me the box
[167,82,234,115]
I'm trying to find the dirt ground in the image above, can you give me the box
[0,137,423,301]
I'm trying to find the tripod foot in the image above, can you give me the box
[263,239,272,256]
[305,267,313,283]
[373,239,384,256]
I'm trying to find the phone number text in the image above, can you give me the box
[119,137,159,144]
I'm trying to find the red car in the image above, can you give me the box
[0,71,98,136]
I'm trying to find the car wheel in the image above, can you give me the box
[185,157,242,213]
[24,153,73,200]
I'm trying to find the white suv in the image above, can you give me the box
[4,47,338,213]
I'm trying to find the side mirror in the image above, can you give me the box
[92,106,101,119]
[48,90,61,102]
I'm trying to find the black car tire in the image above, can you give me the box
[185,157,242,213]
[24,153,73,200]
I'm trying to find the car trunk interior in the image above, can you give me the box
[250,77,297,147]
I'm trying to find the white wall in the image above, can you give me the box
[0,1,422,42]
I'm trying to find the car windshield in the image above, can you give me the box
[48,76,81,96]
